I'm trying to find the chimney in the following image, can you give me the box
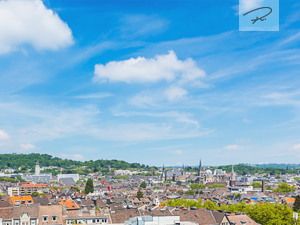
[62,205,67,216]
[262,180,266,193]
[79,210,83,216]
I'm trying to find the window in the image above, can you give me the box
[92,220,95,223]
[43,216,48,222]
[27,200,32,204]
[31,221,35,225]
[52,215,57,221]
[21,200,25,204]
[16,222,19,225]
[15,201,20,204]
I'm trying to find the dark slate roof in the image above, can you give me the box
[59,178,76,185]
[32,197,49,206]
[165,171,182,176]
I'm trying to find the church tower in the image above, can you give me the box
[35,161,40,176]
[197,160,205,184]
[229,164,236,187]
[161,165,166,181]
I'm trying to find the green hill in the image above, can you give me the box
[0,153,156,175]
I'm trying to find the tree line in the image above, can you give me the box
[0,153,157,173]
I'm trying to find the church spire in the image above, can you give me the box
[161,164,165,179]
[182,164,185,175]
[231,164,235,181]
[198,160,202,176]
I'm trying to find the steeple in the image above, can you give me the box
[182,164,185,175]
[198,160,202,176]
[161,164,165,179]
[231,164,235,181]
[230,164,236,187]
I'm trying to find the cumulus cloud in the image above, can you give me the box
[175,150,183,155]
[0,130,10,140]
[243,119,253,123]
[165,86,188,101]
[224,145,244,150]
[60,153,85,161]
[0,0,73,54]
[93,50,205,83]
[19,143,36,150]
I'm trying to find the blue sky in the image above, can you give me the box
[0,0,300,167]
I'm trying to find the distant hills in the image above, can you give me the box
[0,153,156,173]
[0,153,298,176]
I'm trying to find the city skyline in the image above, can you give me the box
[0,0,300,166]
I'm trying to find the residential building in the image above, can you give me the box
[39,205,64,225]
[19,184,47,195]
[7,188,19,197]
[12,205,39,225]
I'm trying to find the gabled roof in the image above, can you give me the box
[12,205,39,218]
[59,178,76,185]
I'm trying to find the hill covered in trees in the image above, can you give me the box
[218,164,299,175]
[185,163,299,175]
[0,153,157,175]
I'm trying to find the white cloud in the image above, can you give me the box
[224,145,244,150]
[175,150,183,155]
[114,111,200,128]
[19,143,36,150]
[293,144,300,150]
[60,153,85,161]
[0,130,10,140]
[93,50,205,83]
[165,86,187,101]
[239,0,264,14]
[74,93,113,99]
[0,0,73,54]
[119,14,169,39]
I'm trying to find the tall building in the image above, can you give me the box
[35,161,40,176]
[22,161,52,183]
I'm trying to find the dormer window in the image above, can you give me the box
[43,216,48,222]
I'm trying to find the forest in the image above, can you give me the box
[0,153,157,175]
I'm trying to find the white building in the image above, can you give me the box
[8,187,19,196]
[124,215,182,225]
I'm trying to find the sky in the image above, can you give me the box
[0,0,300,167]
